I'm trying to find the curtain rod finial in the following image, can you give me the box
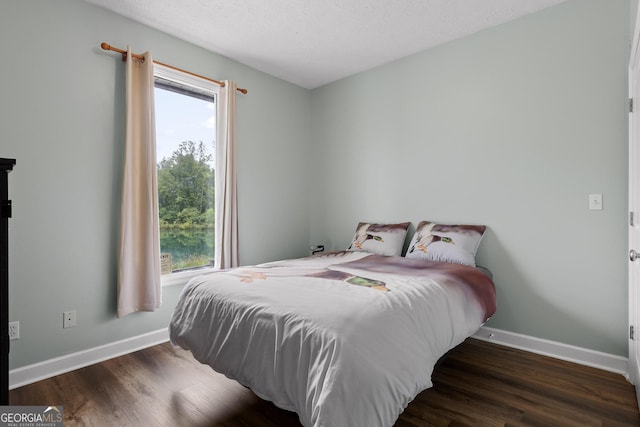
[100,42,111,51]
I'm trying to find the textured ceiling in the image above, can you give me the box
[85,0,568,89]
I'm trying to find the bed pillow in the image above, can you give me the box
[405,221,486,266]
[347,222,410,256]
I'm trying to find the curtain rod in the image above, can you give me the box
[100,43,248,95]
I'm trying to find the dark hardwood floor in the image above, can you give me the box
[10,338,639,426]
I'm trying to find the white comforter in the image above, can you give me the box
[169,251,496,427]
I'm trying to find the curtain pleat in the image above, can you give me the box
[214,80,239,269]
[117,47,161,317]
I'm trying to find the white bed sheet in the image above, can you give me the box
[169,251,495,427]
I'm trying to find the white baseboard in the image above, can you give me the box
[9,328,169,390]
[9,325,630,390]
[473,326,630,380]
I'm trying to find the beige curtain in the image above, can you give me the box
[117,47,161,317]
[214,80,239,269]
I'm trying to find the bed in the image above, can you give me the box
[169,221,496,427]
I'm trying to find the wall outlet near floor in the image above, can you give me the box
[63,310,77,329]
[8,321,19,340]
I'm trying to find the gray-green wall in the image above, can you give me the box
[310,0,631,356]
[1,0,311,369]
[0,0,632,371]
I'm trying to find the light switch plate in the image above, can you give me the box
[589,194,603,210]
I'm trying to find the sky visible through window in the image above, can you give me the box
[154,88,216,166]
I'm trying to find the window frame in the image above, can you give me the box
[154,63,219,287]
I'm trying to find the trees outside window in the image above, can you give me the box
[154,67,217,273]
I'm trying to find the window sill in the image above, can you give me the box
[161,266,217,287]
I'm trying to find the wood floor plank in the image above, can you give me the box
[10,338,639,426]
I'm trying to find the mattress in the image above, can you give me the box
[169,250,496,427]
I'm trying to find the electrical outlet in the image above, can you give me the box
[8,321,19,340]
[63,310,76,329]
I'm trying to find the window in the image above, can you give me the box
[154,64,218,281]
